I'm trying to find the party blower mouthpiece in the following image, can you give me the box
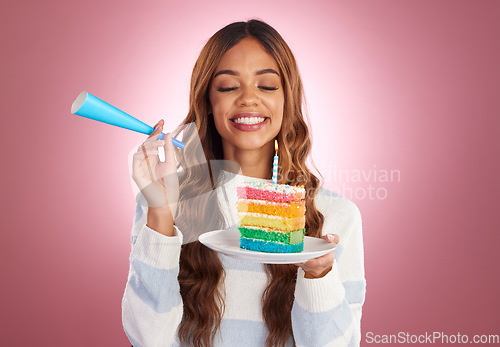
[71,91,185,149]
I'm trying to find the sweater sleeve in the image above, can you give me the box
[291,195,366,347]
[121,200,184,347]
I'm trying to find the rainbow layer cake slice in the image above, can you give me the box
[236,182,306,253]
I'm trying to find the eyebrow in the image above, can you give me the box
[213,68,280,78]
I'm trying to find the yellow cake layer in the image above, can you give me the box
[238,212,305,232]
[236,199,305,218]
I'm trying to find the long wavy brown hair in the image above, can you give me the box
[173,19,325,347]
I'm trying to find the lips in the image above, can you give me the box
[229,112,270,131]
[230,112,269,123]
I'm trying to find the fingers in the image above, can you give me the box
[148,119,164,139]
[294,257,326,269]
[303,252,334,267]
[154,119,164,128]
[293,248,335,272]
[293,234,338,269]
[295,252,335,278]
[163,133,176,165]
[322,234,339,244]
[134,139,165,159]
[138,118,166,156]
[140,138,166,150]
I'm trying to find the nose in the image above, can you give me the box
[237,85,258,106]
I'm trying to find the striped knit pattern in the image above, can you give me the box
[122,176,366,347]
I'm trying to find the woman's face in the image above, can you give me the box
[208,37,284,152]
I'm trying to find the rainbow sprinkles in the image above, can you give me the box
[236,182,306,253]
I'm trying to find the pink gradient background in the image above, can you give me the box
[1,0,499,345]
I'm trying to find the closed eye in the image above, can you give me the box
[217,86,278,92]
[259,86,279,91]
[217,87,237,92]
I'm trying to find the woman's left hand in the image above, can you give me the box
[294,234,339,279]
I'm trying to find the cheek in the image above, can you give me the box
[275,91,285,112]
[210,97,229,133]
[208,90,217,112]
[271,94,285,123]
[277,97,285,129]
[263,92,284,112]
[210,93,230,115]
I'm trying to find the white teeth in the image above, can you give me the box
[233,117,266,125]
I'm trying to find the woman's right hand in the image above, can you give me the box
[132,119,179,214]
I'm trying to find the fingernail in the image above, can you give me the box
[328,235,334,242]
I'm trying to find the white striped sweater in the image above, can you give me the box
[122,174,366,346]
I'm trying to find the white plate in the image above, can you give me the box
[198,229,336,264]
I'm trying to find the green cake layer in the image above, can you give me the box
[238,226,305,245]
[239,238,304,253]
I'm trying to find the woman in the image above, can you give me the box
[123,19,365,347]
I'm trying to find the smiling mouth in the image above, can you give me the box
[230,113,269,125]
[229,114,270,132]
[230,116,268,125]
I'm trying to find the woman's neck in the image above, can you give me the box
[222,142,274,179]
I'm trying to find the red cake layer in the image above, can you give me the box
[236,182,305,203]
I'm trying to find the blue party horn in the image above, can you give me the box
[71,91,185,149]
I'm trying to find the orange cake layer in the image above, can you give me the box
[236,199,305,218]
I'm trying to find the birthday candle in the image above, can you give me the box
[272,139,278,184]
